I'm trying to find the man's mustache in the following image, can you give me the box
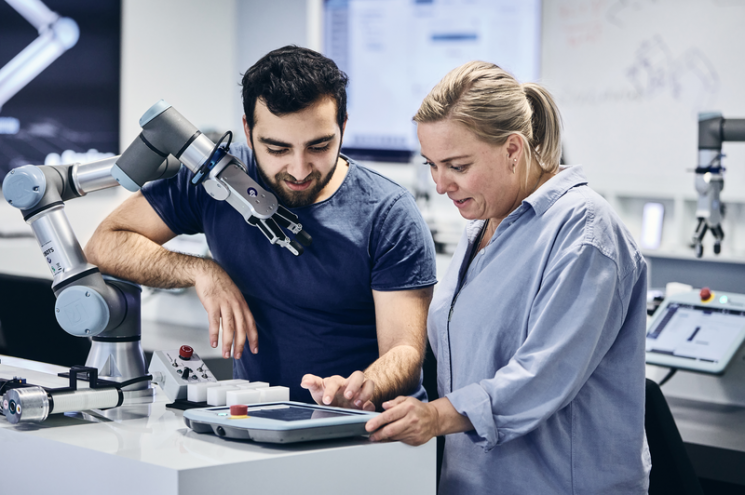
[277,171,321,184]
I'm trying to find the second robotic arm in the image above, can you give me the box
[692,113,745,258]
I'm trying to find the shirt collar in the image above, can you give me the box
[523,165,588,216]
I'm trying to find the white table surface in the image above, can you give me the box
[0,356,436,495]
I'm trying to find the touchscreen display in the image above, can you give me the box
[646,303,745,363]
[242,404,362,422]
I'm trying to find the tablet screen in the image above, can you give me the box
[646,302,745,363]
[243,404,363,422]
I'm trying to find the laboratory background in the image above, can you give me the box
[1,1,745,494]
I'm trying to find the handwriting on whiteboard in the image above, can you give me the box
[560,35,719,112]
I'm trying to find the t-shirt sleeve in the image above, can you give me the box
[141,165,206,236]
[370,191,437,291]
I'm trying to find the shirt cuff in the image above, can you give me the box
[446,383,499,451]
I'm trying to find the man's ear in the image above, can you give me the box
[340,117,348,145]
[243,115,253,150]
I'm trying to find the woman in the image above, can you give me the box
[365,61,650,494]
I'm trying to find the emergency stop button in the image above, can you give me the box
[700,287,714,303]
[230,404,248,416]
[179,345,194,360]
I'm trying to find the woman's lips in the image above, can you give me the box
[452,198,471,209]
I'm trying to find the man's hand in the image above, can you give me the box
[300,371,376,411]
[193,260,258,359]
[364,396,439,446]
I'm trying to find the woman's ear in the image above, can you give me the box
[505,133,524,163]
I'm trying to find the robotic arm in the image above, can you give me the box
[1,154,175,400]
[691,113,745,258]
[2,100,312,406]
[112,100,312,255]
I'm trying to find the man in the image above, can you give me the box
[85,45,437,409]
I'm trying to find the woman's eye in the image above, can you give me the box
[423,161,435,168]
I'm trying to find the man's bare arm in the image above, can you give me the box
[301,286,433,409]
[365,286,433,404]
[85,191,258,358]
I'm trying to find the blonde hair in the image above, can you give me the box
[414,61,562,175]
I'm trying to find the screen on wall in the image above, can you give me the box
[324,0,542,162]
[0,0,121,183]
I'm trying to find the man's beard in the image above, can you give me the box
[254,153,339,208]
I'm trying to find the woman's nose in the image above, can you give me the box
[433,169,454,195]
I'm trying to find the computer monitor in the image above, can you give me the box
[0,0,121,182]
[324,0,542,162]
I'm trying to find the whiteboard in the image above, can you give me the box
[541,0,745,201]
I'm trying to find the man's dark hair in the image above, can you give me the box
[241,45,349,132]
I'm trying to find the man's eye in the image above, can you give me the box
[310,144,331,153]
[267,148,287,155]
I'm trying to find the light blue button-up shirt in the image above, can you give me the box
[429,166,650,494]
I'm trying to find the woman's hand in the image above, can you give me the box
[365,396,475,446]
[365,396,441,446]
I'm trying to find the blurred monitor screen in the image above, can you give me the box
[0,0,121,183]
[324,0,542,162]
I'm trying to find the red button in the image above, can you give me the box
[700,287,712,302]
[230,404,248,416]
[179,345,193,360]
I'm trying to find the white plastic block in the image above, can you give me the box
[225,389,262,406]
[218,379,250,386]
[259,386,290,402]
[187,381,223,403]
[235,381,269,390]
[206,385,240,406]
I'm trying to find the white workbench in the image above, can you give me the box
[0,356,436,495]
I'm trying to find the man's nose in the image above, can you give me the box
[287,152,313,180]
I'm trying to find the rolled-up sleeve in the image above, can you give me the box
[446,243,626,451]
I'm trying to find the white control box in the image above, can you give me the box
[149,346,217,401]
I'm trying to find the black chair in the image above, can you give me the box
[646,378,705,495]
[422,341,445,488]
[0,272,90,367]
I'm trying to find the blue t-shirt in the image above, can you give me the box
[142,144,437,402]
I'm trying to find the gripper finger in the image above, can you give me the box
[261,217,303,256]
[295,229,312,247]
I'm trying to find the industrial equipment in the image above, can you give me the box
[1,100,311,420]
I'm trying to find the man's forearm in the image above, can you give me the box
[86,229,209,289]
[365,344,423,406]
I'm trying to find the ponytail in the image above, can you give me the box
[522,83,562,172]
[415,61,562,174]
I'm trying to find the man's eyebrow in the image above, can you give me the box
[259,137,291,147]
[258,134,336,148]
[420,153,471,163]
[306,134,335,146]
